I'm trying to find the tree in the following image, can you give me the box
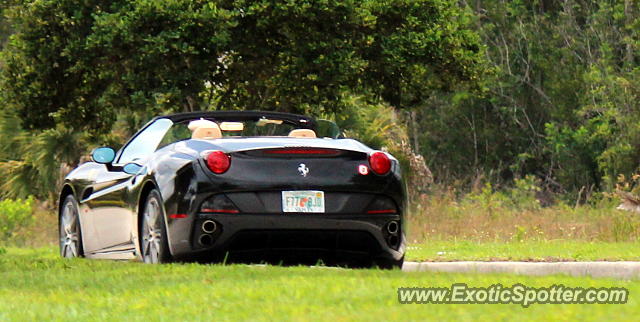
[418,0,640,196]
[2,0,236,132]
[1,0,484,133]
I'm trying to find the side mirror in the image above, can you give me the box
[91,147,116,164]
[123,163,143,175]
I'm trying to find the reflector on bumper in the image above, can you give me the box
[200,194,240,214]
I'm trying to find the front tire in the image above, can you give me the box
[59,195,84,258]
[140,189,171,264]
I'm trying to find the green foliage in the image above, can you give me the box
[1,0,236,132]
[509,176,542,210]
[0,110,86,200]
[0,0,484,133]
[334,95,407,150]
[416,0,640,196]
[215,0,484,114]
[462,175,541,213]
[0,196,34,242]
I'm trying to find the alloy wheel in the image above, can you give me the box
[60,200,80,258]
[142,197,163,264]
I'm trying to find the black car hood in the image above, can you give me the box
[172,137,376,155]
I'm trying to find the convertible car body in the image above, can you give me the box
[59,111,406,268]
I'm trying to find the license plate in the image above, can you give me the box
[282,191,325,213]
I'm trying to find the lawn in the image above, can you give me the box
[0,247,638,321]
[406,240,640,262]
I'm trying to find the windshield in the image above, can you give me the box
[156,117,340,148]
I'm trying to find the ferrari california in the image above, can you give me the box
[58,111,406,268]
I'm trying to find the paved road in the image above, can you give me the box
[402,261,640,279]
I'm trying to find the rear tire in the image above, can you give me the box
[140,189,171,264]
[374,256,404,270]
[59,195,84,258]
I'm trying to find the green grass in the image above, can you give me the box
[406,240,640,262]
[0,247,638,321]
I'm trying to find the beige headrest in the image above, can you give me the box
[190,119,222,140]
[192,126,222,140]
[188,119,217,131]
[288,129,316,138]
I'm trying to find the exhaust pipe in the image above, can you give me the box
[387,235,399,248]
[202,220,217,234]
[199,234,213,247]
[386,221,399,235]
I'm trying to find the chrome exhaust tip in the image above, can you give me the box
[386,221,399,235]
[202,220,217,234]
[199,234,213,247]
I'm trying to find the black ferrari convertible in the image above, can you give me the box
[59,111,406,268]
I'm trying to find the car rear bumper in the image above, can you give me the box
[170,213,405,265]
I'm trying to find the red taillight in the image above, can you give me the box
[169,214,188,219]
[369,151,391,175]
[206,150,231,174]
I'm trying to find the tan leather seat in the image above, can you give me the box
[288,129,316,138]
[189,119,222,140]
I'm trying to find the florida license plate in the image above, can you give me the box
[282,191,325,213]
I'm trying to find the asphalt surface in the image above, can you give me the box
[402,261,640,279]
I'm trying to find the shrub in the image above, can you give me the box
[0,197,35,243]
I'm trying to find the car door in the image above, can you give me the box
[85,119,174,251]
[84,170,136,251]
